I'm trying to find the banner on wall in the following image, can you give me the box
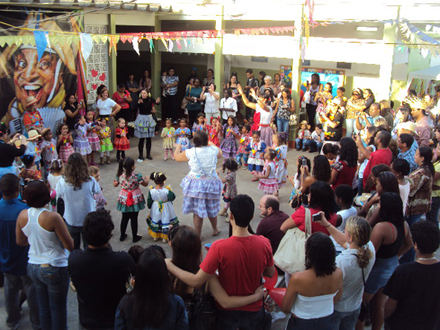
[0,11,83,134]
[280,66,292,84]
[300,68,345,98]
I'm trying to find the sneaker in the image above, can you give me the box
[164,157,168,161]
[146,154,153,160]
[137,158,144,163]
[119,234,128,242]
[133,235,142,243]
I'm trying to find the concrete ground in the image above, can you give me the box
[6,134,437,329]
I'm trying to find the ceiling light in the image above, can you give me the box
[356,26,379,32]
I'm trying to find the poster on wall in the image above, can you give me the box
[300,68,345,98]
[280,65,292,84]
[0,10,84,135]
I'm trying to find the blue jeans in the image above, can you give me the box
[66,223,87,250]
[236,153,249,166]
[345,119,356,137]
[400,214,423,264]
[277,117,290,134]
[357,177,364,196]
[426,196,440,224]
[296,138,305,150]
[216,307,266,330]
[287,314,332,330]
[27,264,69,330]
[304,139,322,152]
[4,273,40,329]
[332,308,360,330]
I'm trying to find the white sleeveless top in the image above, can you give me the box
[291,291,337,319]
[21,208,68,267]
[257,104,273,125]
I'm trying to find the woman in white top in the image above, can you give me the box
[282,232,343,330]
[200,83,220,123]
[56,153,100,249]
[317,215,376,330]
[96,88,121,142]
[175,130,223,237]
[16,180,74,330]
[238,85,274,147]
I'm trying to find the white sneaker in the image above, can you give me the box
[137,158,144,163]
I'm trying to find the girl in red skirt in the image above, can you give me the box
[114,118,130,161]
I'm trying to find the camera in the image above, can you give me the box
[302,158,307,167]
[312,213,322,222]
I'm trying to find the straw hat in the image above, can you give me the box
[27,129,41,141]
[396,121,417,135]
[40,127,51,137]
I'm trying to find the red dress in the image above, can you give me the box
[251,111,261,132]
[114,127,130,151]
[206,124,221,147]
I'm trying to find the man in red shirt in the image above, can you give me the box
[166,194,275,329]
[357,130,393,191]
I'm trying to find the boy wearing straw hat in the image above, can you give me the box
[295,120,311,151]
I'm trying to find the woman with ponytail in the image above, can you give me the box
[113,157,149,242]
[317,215,375,330]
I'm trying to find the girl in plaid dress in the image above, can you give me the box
[86,110,100,166]
[114,118,130,162]
[254,149,279,195]
[57,124,74,164]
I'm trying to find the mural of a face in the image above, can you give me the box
[13,48,61,111]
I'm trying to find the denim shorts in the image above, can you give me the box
[365,256,398,294]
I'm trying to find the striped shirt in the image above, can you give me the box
[165,75,179,95]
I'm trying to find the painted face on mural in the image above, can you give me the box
[13,48,62,110]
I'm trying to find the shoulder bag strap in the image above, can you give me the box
[304,208,312,237]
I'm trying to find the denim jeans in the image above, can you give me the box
[4,273,40,329]
[345,119,356,137]
[296,138,305,150]
[304,139,322,152]
[400,214,423,264]
[357,177,364,196]
[27,264,69,330]
[332,308,360,330]
[277,117,290,134]
[66,223,86,250]
[426,196,440,224]
[236,153,249,166]
[286,314,332,330]
[216,306,266,330]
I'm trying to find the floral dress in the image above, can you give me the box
[175,127,192,151]
[146,186,179,240]
[97,126,113,152]
[86,121,101,151]
[114,127,130,151]
[222,171,237,203]
[220,124,239,158]
[74,123,92,156]
[206,124,221,147]
[258,161,278,194]
[192,123,205,134]
[161,127,176,149]
[116,173,145,213]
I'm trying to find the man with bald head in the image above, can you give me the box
[256,195,288,254]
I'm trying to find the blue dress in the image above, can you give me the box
[175,128,192,151]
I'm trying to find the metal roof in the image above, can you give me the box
[0,0,173,11]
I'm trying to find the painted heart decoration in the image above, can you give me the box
[91,69,98,78]
[92,83,98,90]
[99,73,106,82]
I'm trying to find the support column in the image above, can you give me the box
[379,6,399,100]
[289,5,304,148]
[214,6,225,94]
[151,14,162,119]
[108,14,117,94]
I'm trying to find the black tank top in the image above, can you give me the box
[376,222,404,259]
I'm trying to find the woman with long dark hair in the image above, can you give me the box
[358,192,412,330]
[299,155,331,194]
[115,247,189,329]
[56,153,100,249]
[330,137,358,190]
[282,232,343,329]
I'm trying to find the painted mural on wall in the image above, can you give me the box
[0,11,81,134]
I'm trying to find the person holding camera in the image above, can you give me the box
[200,83,220,123]
[281,181,337,236]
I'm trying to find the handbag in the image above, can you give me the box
[189,284,216,330]
[273,208,312,274]
[181,86,192,110]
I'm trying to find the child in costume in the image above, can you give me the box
[73,115,92,160]
[161,118,176,160]
[86,110,100,166]
[114,157,149,242]
[19,155,42,182]
[218,158,238,219]
[246,130,267,178]
[146,172,179,243]
[97,117,113,165]
[220,115,240,159]
[236,123,251,169]
[57,124,74,163]
[273,131,289,188]
[40,128,58,179]
[295,120,311,150]
[192,112,206,136]
[253,149,279,195]
[25,129,42,170]
[114,118,130,162]
[89,166,107,210]
[175,118,192,151]
[206,116,222,147]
